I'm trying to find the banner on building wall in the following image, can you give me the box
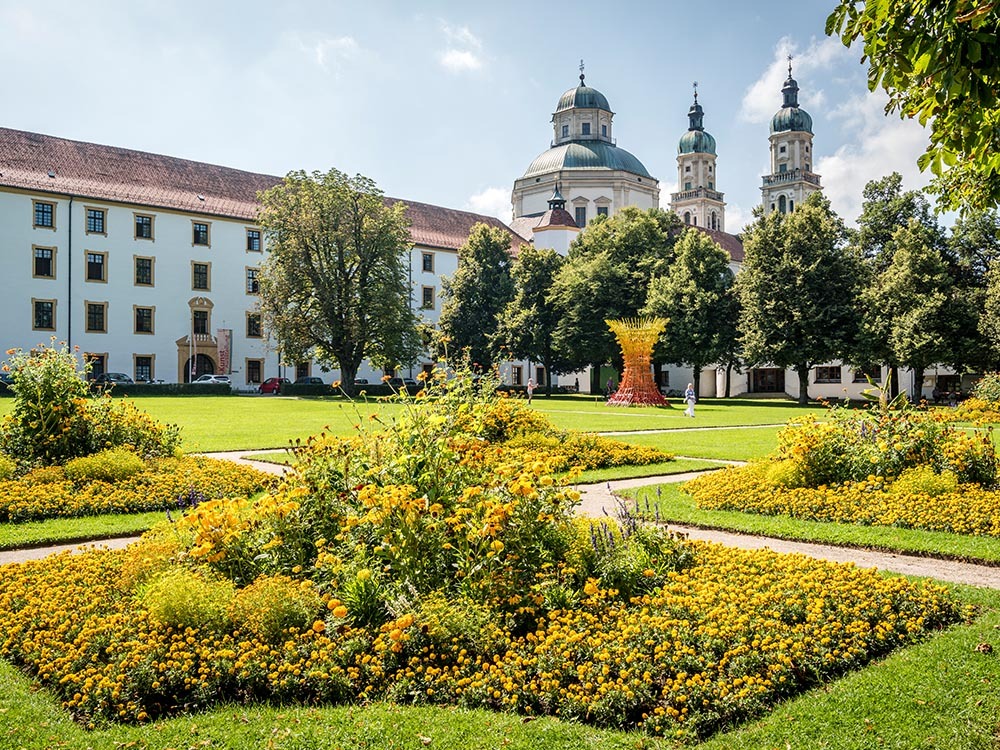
[217,329,232,373]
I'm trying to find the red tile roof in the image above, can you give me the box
[691,225,745,263]
[0,127,525,252]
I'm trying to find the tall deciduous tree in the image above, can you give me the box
[550,208,680,388]
[851,173,944,396]
[492,246,568,395]
[827,2,1000,211]
[438,223,516,371]
[980,261,1000,359]
[643,228,738,399]
[737,194,861,404]
[865,220,957,402]
[256,169,419,392]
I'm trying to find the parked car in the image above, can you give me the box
[258,376,289,394]
[387,377,418,388]
[0,372,13,392]
[193,374,231,385]
[93,372,134,385]
[353,378,369,385]
[293,376,325,385]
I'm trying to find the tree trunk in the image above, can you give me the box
[590,364,601,394]
[691,366,702,400]
[724,362,733,398]
[543,358,553,397]
[911,366,925,403]
[796,363,810,405]
[339,360,359,397]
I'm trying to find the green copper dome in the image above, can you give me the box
[556,73,611,113]
[770,71,813,134]
[678,129,716,155]
[770,107,813,134]
[522,141,651,179]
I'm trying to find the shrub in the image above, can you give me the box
[891,466,958,497]
[0,454,15,481]
[64,447,145,483]
[230,575,324,643]
[0,343,182,465]
[973,372,1000,402]
[85,395,181,458]
[139,566,235,632]
[773,402,996,487]
[0,343,91,465]
[21,465,66,484]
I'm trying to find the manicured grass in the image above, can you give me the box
[0,395,825,453]
[0,588,995,749]
[615,426,781,461]
[624,482,1000,565]
[0,511,164,551]
[533,395,826,432]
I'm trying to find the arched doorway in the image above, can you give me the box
[184,354,216,382]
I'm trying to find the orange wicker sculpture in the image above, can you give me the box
[605,317,669,407]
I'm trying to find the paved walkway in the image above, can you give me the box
[4,453,999,589]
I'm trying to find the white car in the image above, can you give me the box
[193,374,231,384]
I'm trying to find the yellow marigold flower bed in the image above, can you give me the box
[0,456,276,522]
[0,541,960,740]
[950,397,1000,424]
[684,464,1000,537]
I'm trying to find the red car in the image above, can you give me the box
[258,377,289,394]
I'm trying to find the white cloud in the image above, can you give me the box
[439,49,482,72]
[466,186,512,223]
[313,36,359,68]
[438,22,484,73]
[725,203,753,234]
[740,36,849,124]
[441,24,482,50]
[816,91,931,225]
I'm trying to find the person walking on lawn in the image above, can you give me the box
[684,383,697,417]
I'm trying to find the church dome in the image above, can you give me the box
[521,141,651,179]
[678,129,716,155]
[770,69,813,134]
[770,107,813,134]
[556,74,611,113]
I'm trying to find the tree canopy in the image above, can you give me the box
[864,220,957,401]
[550,208,680,383]
[438,223,516,371]
[492,246,569,394]
[827,1,1000,212]
[643,228,738,398]
[737,194,861,404]
[256,169,419,391]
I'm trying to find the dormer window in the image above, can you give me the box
[601,124,607,137]
[562,124,569,138]
[582,123,591,135]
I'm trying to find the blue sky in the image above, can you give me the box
[1,0,934,232]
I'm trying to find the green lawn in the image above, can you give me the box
[0,587,995,749]
[624,482,1000,565]
[0,395,824,452]
[0,511,164,551]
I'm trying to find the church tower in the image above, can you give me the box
[670,84,725,231]
[761,58,822,214]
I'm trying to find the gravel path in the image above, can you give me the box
[3,455,999,589]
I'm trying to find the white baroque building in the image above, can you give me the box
[0,128,524,387]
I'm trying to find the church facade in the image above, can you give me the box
[509,67,944,402]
